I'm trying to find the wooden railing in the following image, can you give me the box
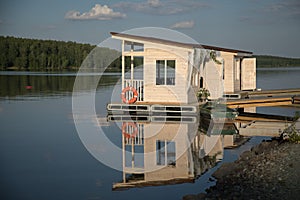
[124,79,144,102]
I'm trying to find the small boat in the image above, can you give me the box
[200,101,238,120]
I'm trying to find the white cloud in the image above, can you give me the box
[266,1,300,13]
[147,0,161,7]
[170,20,195,29]
[262,0,300,20]
[113,0,209,15]
[114,0,162,13]
[65,4,126,20]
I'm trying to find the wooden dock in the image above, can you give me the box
[246,88,300,97]
[226,88,300,109]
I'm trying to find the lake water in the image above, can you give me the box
[1,67,300,200]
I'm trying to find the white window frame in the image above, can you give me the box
[156,60,176,86]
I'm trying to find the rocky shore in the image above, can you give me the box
[183,139,300,200]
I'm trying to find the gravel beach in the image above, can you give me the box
[183,139,300,200]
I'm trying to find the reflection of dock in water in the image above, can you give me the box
[236,112,294,122]
[238,121,292,137]
[235,111,296,137]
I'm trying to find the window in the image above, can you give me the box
[124,56,131,79]
[133,56,144,80]
[124,56,144,79]
[124,41,144,52]
[156,60,176,85]
[156,140,176,166]
[156,60,165,85]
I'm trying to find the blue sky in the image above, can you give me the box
[0,0,299,57]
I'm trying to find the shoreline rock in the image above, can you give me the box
[183,139,300,200]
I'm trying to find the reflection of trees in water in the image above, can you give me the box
[0,74,120,97]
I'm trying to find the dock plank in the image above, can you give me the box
[225,88,300,108]
[227,97,292,108]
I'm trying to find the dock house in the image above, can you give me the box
[108,32,256,113]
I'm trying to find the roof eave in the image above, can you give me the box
[110,32,253,55]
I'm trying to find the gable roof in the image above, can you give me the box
[111,32,252,54]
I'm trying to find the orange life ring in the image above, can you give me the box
[122,122,138,138]
[121,87,138,104]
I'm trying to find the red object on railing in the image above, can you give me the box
[121,87,138,104]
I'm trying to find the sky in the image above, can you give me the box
[0,0,299,57]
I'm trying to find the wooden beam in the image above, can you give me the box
[228,101,292,108]
[248,88,300,96]
[227,97,291,104]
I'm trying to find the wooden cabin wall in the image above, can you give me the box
[143,43,191,103]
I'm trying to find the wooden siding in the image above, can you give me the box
[143,44,191,103]
[117,35,256,102]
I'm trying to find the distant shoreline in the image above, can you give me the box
[1,65,300,73]
[253,55,300,68]
[1,36,300,71]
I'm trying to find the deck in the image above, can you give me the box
[226,88,300,108]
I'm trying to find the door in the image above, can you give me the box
[241,58,256,90]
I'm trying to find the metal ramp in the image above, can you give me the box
[107,104,150,112]
[151,105,197,114]
[107,103,198,115]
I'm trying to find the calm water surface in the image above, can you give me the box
[1,67,300,200]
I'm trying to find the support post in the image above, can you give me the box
[122,40,125,90]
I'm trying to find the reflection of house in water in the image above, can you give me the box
[110,116,240,190]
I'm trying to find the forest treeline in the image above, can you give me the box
[0,36,300,70]
[0,36,122,71]
[253,55,300,68]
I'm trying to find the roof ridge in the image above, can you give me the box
[110,32,252,54]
